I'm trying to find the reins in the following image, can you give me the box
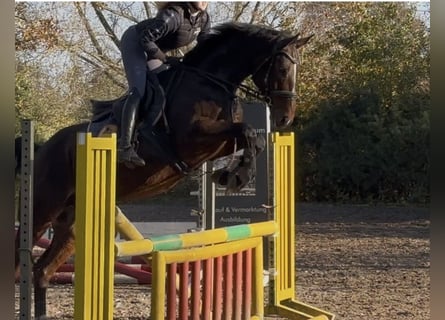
[174,64,263,101]
[169,48,299,104]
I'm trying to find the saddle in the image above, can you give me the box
[89,67,189,173]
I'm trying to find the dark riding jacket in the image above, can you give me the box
[135,3,211,61]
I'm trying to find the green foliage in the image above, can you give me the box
[298,91,429,203]
[15,2,126,140]
[14,2,430,204]
[15,61,88,141]
[298,2,429,110]
[295,3,430,204]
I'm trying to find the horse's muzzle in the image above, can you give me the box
[273,115,294,130]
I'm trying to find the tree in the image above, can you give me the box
[295,2,430,203]
[296,2,429,111]
[15,2,430,203]
[15,2,60,52]
[15,2,309,138]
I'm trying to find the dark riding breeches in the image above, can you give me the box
[120,25,148,96]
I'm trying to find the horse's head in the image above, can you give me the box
[181,23,313,129]
[252,33,313,130]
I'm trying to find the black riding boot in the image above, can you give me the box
[118,88,146,167]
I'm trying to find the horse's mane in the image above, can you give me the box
[182,22,292,66]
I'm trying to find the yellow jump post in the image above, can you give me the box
[74,133,117,320]
[267,132,335,320]
[72,132,334,320]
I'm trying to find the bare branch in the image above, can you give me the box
[233,2,251,22]
[91,2,120,49]
[77,47,123,75]
[249,2,261,24]
[101,4,139,23]
[77,53,126,90]
[74,2,103,57]
[143,2,151,19]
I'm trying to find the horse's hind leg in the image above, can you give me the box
[33,205,75,319]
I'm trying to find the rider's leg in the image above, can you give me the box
[118,87,146,167]
[145,68,166,126]
[119,25,147,167]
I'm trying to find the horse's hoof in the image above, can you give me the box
[35,315,49,320]
[226,174,244,194]
[211,169,229,186]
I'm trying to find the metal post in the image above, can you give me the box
[19,120,34,320]
[202,161,215,229]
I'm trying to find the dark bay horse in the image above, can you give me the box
[14,22,312,318]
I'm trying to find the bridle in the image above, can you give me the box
[168,48,299,105]
[252,50,299,102]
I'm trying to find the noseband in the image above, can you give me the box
[256,50,299,102]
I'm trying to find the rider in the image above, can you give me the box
[118,2,210,167]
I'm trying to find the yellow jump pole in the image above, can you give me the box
[115,206,153,264]
[114,220,277,257]
[74,133,117,320]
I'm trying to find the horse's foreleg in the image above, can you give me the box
[218,125,262,192]
[33,206,75,319]
[191,119,263,192]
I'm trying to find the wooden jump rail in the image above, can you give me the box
[73,132,335,320]
[116,221,278,320]
[153,237,266,320]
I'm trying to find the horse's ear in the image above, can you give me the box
[294,34,314,49]
[276,35,299,51]
[276,33,313,51]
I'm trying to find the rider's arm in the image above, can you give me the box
[197,11,211,43]
[136,7,182,61]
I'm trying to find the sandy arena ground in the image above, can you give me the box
[15,202,429,319]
